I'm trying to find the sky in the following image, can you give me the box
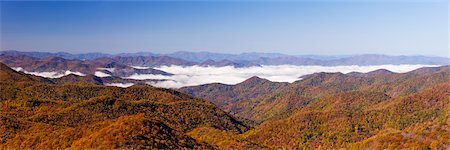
[0,1,448,57]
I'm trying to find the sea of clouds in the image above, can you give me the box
[104,83,135,88]
[125,64,437,88]
[13,67,85,78]
[12,65,438,88]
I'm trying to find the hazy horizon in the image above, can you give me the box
[1,1,448,57]
[1,49,449,58]
[1,1,450,149]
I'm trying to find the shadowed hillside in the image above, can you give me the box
[179,76,288,114]
[0,63,248,149]
[180,66,449,124]
[242,84,449,148]
[2,61,449,149]
[181,66,450,149]
[0,54,172,77]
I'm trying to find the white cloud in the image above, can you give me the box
[12,67,23,72]
[124,64,438,88]
[14,69,85,78]
[24,71,63,78]
[125,74,171,80]
[13,64,440,89]
[94,71,111,77]
[104,83,135,88]
[130,66,150,69]
[65,70,85,76]
[97,68,115,72]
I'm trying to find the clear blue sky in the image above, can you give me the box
[1,1,448,57]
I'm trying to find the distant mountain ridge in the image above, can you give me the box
[0,62,164,86]
[0,54,172,78]
[1,60,449,149]
[2,50,449,66]
[0,50,113,60]
[180,65,450,122]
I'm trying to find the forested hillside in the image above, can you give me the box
[0,54,172,77]
[0,63,248,149]
[2,0,449,149]
[182,66,450,149]
[179,76,288,114]
[1,62,449,149]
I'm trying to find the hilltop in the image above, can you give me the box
[2,50,449,67]
[181,65,450,149]
[1,60,450,149]
[0,63,250,149]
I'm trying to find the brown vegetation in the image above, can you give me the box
[1,62,449,149]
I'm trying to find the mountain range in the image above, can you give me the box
[0,54,178,77]
[181,65,450,148]
[2,50,449,67]
[1,52,449,149]
[182,65,450,122]
[0,62,251,149]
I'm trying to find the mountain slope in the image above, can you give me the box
[2,54,450,149]
[348,117,450,149]
[0,62,162,87]
[0,62,53,83]
[181,65,450,149]
[187,82,449,149]
[111,56,196,67]
[162,52,450,66]
[242,83,450,149]
[179,76,288,114]
[234,66,450,121]
[0,50,113,60]
[3,51,449,66]
[0,62,36,82]
[0,54,171,78]
[0,64,249,149]
[178,66,449,124]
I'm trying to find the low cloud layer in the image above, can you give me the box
[126,64,437,88]
[94,71,111,77]
[130,66,150,69]
[13,65,438,88]
[104,83,135,88]
[13,67,85,78]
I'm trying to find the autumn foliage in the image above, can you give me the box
[1,62,449,149]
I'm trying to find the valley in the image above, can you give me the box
[1,54,449,149]
[1,1,448,149]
